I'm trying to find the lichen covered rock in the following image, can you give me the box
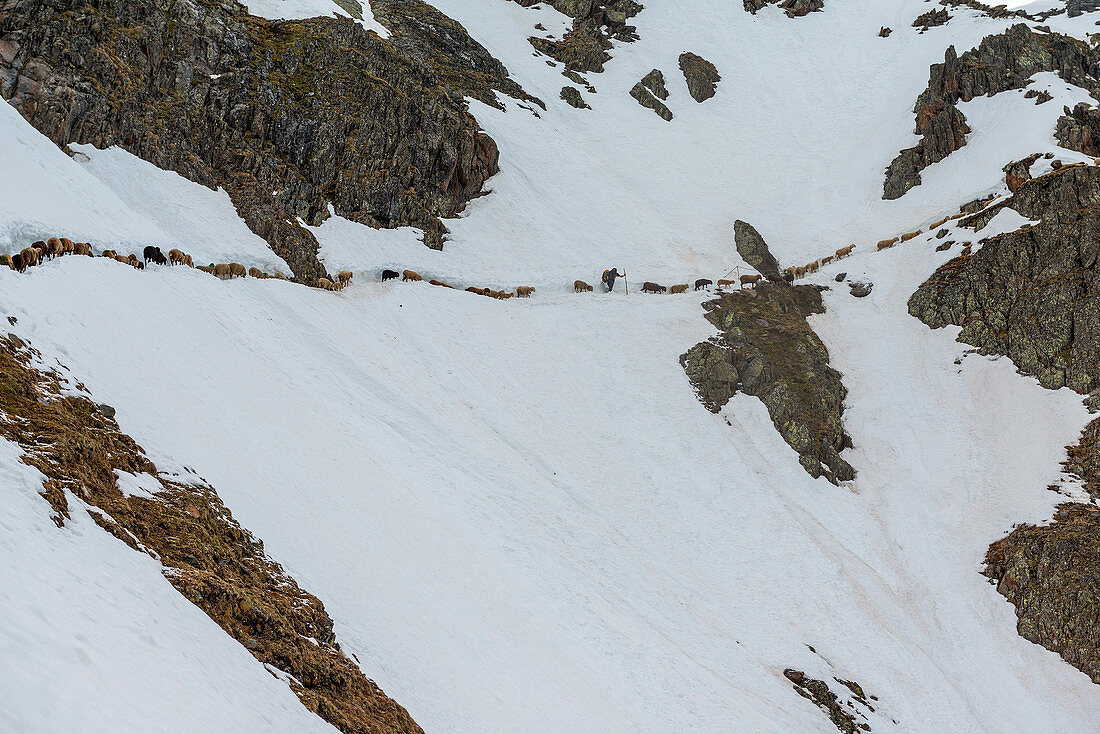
[734,219,784,282]
[678,52,721,103]
[0,0,534,279]
[883,25,1100,199]
[681,284,855,484]
[744,0,825,17]
[908,163,1100,393]
[630,69,673,120]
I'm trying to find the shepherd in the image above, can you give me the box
[601,267,625,293]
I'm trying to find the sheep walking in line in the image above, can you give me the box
[402,269,422,282]
[574,280,593,292]
[670,284,689,294]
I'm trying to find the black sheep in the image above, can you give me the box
[694,278,712,291]
[143,245,168,265]
[381,269,399,281]
[11,253,25,272]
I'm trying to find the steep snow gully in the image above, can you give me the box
[3,0,1100,732]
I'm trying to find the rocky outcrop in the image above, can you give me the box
[1056,102,1100,156]
[883,25,1100,200]
[678,52,721,103]
[908,162,1100,392]
[913,7,950,30]
[681,284,855,484]
[734,220,784,282]
[783,669,876,733]
[515,0,643,73]
[0,0,533,279]
[561,85,591,108]
[630,69,673,121]
[744,0,825,17]
[984,503,1100,685]
[1003,152,1042,192]
[0,334,423,734]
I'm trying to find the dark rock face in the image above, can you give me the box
[630,69,673,120]
[734,220,783,282]
[744,0,825,17]
[678,52,720,103]
[883,25,1100,200]
[1068,0,1100,17]
[913,7,950,30]
[1056,102,1100,156]
[908,163,1100,393]
[984,503,1100,685]
[516,0,643,73]
[848,281,872,298]
[681,284,855,484]
[0,0,532,280]
[1003,152,1042,192]
[560,85,591,108]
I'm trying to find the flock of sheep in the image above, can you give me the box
[6,208,975,302]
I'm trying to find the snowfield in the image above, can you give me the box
[3,0,1100,731]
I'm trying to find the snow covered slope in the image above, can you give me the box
[3,0,1100,731]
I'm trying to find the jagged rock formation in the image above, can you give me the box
[681,284,855,484]
[0,0,534,280]
[0,334,423,734]
[1056,102,1100,156]
[984,502,1100,685]
[561,85,591,108]
[513,0,643,73]
[630,69,673,120]
[909,162,1100,392]
[883,25,1100,200]
[744,0,825,17]
[678,52,721,103]
[913,8,950,30]
[783,669,876,733]
[734,219,783,282]
[1068,0,1100,17]
[1003,152,1042,192]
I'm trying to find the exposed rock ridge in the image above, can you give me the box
[1056,102,1100,156]
[744,0,825,18]
[0,333,423,734]
[883,24,1100,200]
[678,52,720,103]
[630,68,673,120]
[909,162,1100,393]
[511,0,643,74]
[0,0,532,279]
[681,284,855,484]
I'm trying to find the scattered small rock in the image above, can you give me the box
[879,26,892,37]
[935,241,952,251]
[678,52,721,102]
[935,228,949,238]
[849,281,873,298]
[913,7,950,30]
[835,272,846,282]
[1052,159,1063,169]
[97,403,116,419]
[6,316,15,325]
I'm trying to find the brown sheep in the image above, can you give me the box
[0,254,12,269]
[716,278,736,289]
[820,256,834,266]
[501,292,515,300]
[740,274,761,287]
[248,267,264,279]
[228,262,246,279]
[428,279,449,288]
[669,284,689,294]
[127,254,140,267]
[794,266,807,278]
[337,270,353,288]
[101,249,117,259]
[402,269,422,282]
[169,248,186,265]
[835,244,855,259]
[574,280,593,293]
[929,217,949,230]
[318,277,336,291]
[516,286,535,297]
[61,237,75,255]
[808,261,820,273]
[876,240,895,251]
[74,242,91,256]
[465,286,481,294]
[899,230,921,242]
[213,263,232,279]
[641,281,667,294]
[47,238,63,259]
[20,247,39,267]
[11,253,25,272]
[114,254,130,264]
[196,265,214,274]
[182,254,193,267]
